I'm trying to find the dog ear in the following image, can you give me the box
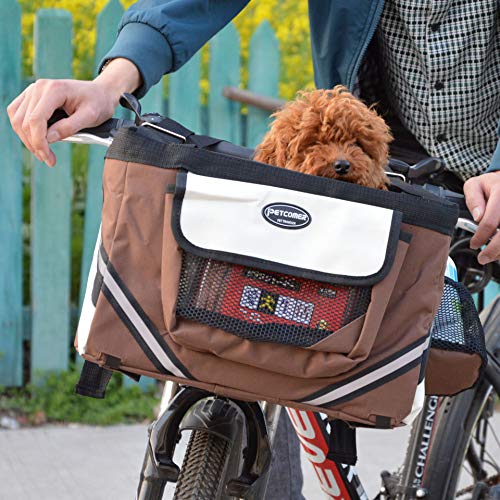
[254,120,292,166]
[356,112,393,167]
[254,95,314,168]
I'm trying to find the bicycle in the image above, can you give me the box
[59,107,500,500]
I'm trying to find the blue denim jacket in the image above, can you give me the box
[102,0,499,172]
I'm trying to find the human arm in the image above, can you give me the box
[7,0,250,166]
[100,0,250,98]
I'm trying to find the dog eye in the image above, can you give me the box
[354,140,363,148]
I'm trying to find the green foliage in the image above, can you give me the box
[0,367,158,425]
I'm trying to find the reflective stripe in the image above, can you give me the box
[97,250,186,378]
[76,229,101,355]
[303,337,431,406]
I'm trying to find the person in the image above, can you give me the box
[7,1,500,498]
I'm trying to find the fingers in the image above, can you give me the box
[472,183,500,263]
[26,81,72,166]
[6,86,27,118]
[22,83,48,162]
[8,86,36,155]
[47,106,98,144]
[463,176,486,222]
[478,230,500,265]
[7,80,69,166]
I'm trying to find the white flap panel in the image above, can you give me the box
[178,172,396,279]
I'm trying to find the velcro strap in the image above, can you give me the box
[75,360,113,399]
[327,420,357,465]
[155,118,222,149]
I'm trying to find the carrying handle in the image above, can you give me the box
[119,92,143,125]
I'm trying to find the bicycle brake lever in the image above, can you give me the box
[407,157,445,179]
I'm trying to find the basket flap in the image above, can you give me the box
[171,171,403,286]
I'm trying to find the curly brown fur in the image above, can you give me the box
[254,86,392,190]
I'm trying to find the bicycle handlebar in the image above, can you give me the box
[50,110,468,209]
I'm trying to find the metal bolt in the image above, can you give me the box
[416,488,428,498]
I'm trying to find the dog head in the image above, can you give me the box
[254,86,392,190]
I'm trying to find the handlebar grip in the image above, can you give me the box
[47,109,131,139]
[47,108,69,128]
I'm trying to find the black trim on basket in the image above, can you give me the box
[99,244,194,380]
[106,127,458,236]
[399,231,413,244]
[418,345,431,383]
[318,357,422,409]
[91,262,104,307]
[296,335,430,404]
[176,306,369,348]
[171,170,404,287]
[101,284,171,376]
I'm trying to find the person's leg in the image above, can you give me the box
[264,410,305,500]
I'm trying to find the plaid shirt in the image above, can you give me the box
[376,0,500,180]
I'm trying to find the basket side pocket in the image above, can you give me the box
[425,277,487,395]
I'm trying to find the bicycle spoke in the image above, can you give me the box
[487,420,500,450]
[482,453,500,474]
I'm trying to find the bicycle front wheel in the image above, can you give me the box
[173,430,232,500]
[421,298,500,499]
[421,381,498,498]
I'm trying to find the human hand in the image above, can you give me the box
[463,170,500,264]
[7,58,141,167]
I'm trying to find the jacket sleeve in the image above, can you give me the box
[100,0,250,98]
[485,120,500,173]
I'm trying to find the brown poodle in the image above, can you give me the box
[254,86,392,190]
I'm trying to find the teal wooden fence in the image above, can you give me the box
[0,1,498,387]
[0,1,281,387]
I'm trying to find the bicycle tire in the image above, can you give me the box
[173,430,232,500]
[419,297,500,499]
[420,381,494,498]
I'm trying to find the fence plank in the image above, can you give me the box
[31,9,73,382]
[140,80,165,114]
[0,0,23,387]
[168,52,201,133]
[78,0,125,313]
[208,24,241,143]
[246,21,280,148]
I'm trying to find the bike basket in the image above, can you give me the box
[76,124,459,428]
[425,277,487,395]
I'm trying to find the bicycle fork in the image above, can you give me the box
[136,385,274,499]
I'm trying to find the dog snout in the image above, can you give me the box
[333,159,350,175]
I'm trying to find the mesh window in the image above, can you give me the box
[430,277,486,362]
[176,253,371,348]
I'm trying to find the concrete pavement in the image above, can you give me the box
[0,415,498,499]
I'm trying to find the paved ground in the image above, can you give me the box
[0,415,498,500]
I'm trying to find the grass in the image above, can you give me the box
[0,366,159,426]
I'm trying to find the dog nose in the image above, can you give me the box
[333,160,350,175]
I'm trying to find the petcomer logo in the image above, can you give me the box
[262,203,311,230]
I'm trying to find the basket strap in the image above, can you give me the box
[75,360,113,399]
[327,419,357,466]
